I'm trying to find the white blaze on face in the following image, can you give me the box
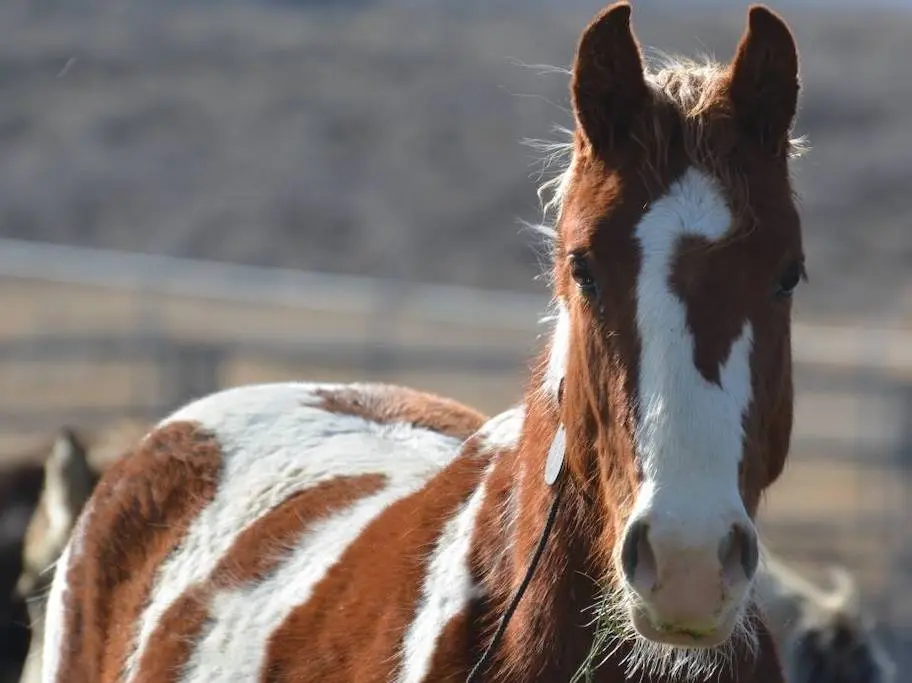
[632,167,753,532]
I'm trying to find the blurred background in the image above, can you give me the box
[0,0,909,677]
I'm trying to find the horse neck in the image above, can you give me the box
[466,400,781,682]
[470,397,631,681]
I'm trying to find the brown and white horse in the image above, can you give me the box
[41,4,808,682]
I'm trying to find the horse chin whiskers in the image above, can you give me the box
[574,581,760,683]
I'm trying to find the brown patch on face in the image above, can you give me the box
[670,235,747,386]
[315,384,487,441]
[666,173,800,512]
[133,473,387,683]
[260,439,489,683]
[52,422,222,683]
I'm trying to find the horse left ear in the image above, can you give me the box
[727,5,799,155]
[571,2,650,157]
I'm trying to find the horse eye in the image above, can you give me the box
[775,259,805,299]
[569,253,597,294]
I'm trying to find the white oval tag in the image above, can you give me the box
[544,424,566,486]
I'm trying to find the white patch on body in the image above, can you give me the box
[631,167,753,533]
[478,406,525,575]
[395,466,491,683]
[181,485,417,682]
[123,382,469,683]
[477,405,525,451]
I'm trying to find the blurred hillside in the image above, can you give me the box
[0,1,909,323]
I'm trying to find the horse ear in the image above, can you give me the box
[571,2,649,157]
[46,427,93,510]
[728,5,800,155]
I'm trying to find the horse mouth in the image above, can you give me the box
[629,603,739,648]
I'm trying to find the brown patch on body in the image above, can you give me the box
[51,422,222,683]
[133,474,386,683]
[315,383,487,441]
[261,439,489,683]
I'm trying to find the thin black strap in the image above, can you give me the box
[465,473,567,682]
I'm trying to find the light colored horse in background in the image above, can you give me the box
[756,549,896,683]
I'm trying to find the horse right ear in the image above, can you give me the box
[571,2,649,157]
[49,427,88,470]
[727,5,800,155]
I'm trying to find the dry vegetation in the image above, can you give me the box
[0,2,909,323]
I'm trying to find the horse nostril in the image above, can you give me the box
[621,519,650,582]
[719,523,759,582]
[740,526,759,579]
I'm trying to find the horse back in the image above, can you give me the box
[41,381,491,683]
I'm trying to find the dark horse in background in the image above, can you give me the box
[0,459,43,682]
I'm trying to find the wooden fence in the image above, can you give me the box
[0,239,909,662]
